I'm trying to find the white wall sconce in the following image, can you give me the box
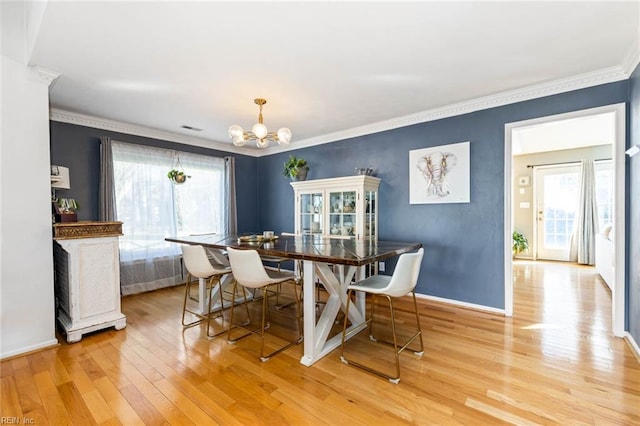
[626,145,640,157]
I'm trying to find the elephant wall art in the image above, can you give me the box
[409,141,470,204]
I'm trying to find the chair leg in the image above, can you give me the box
[259,281,303,362]
[387,296,401,383]
[207,275,236,339]
[181,272,193,326]
[341,291,420,384]
[294,279,303,335]
[182,273,213,328]
[259,285,269,361]
[368,293,377,341]
[227,282,254,343]
[411,291,424,356]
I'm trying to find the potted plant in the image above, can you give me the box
[54,198,79,222]
[512,231,529,257]
[283,155,309,181]
[167,169,189,184]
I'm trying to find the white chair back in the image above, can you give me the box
[181,245,217,279]
[384,248,424,297]
[226,247,272,289]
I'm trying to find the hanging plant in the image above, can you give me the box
[167,169,189,184]
[168,152,190,184]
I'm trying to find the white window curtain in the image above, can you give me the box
[594,160,614,231]
[110,141,225,295]
[569,159,598,265]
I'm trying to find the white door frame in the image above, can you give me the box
[504,103,626,337]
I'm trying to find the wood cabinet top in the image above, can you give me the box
[53,221,123,240]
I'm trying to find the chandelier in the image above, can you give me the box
[228,98,292,148]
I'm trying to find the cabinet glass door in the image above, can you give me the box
[364,190,376,240]
[328,190,356,237]
[300,192,323,235]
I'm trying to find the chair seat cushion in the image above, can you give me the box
[210,264,232,275]
[266,268,297,284]
[347,275,392,294]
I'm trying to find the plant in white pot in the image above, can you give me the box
[283,155,309,181]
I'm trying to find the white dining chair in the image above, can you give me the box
[226,247,303,362]
[181,245,235,338]
[340,248,424,384]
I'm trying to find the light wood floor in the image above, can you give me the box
[2,261,639,425]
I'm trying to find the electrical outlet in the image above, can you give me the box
[378,261,385,272]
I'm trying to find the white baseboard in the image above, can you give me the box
[624,332,640,362]
[0,338,59,361]
[415,293,505,315]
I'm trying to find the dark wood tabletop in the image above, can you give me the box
[165,234,422,266]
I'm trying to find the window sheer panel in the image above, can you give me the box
[174,152,225,236]
[110,142,225,295]
[594,160,613,231]
[112,143,178,261]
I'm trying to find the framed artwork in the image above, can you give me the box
[409,141,470,204]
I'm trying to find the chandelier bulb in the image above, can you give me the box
[229,98,291,148]
[228,124,244,139]
[232,135,247,146]
[277,127,292,145]
[252,122,268,140]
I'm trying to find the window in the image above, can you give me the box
[112,142,225,261]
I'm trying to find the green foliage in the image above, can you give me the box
[57,198,79,211]
[282,155,308,178]
[167,169,189,183]
[512,231,529,255]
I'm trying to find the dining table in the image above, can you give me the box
[166,233,422,366]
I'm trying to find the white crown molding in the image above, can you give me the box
[621,34,640,76]
[31,66,60,89]
[287,66,629,154]
[49,109,260,157]
[51,65,629,158]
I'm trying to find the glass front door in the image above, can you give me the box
[535,165,581,261]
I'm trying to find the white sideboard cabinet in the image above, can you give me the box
[291,175,380,240]
[53,222,126,343]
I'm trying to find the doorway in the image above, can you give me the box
[504,103,626,337]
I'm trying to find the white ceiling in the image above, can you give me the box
[27,1,639,154]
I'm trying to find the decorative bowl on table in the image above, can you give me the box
[237,235,279,244]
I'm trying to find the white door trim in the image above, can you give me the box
[504,103,626,338]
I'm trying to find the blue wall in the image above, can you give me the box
[49,80,631,313]
[49,121,259,232]
[258,82,628,309]
[628,67,640,343]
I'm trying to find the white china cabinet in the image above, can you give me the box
[291,175,380,240]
